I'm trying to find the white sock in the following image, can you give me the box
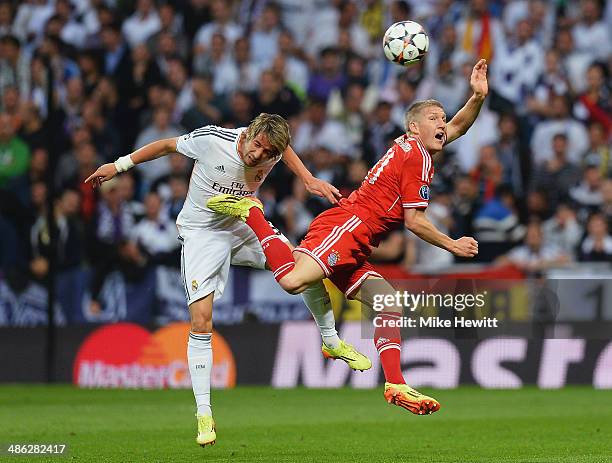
[301,281,341,348]
[188,332,212,417]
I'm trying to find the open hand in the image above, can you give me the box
[470,59,488,99]
[304,177,342,205]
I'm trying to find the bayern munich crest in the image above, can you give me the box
[327,250,340,267]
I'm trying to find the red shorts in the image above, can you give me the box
[294,207,382,298]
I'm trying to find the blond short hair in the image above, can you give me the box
[245,113,291,159]
[404,99,445,133]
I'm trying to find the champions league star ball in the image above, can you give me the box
[383,20,429,66]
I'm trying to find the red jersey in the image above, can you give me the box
[338,135,434,245]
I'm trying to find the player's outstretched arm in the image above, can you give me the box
[404,208,478,258]
[281,145,342,204]
[84,138,179,187]
[445,59,488,144]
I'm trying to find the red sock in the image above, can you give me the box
[374,312,405,384]
[245,207,295,281]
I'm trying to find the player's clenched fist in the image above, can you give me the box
[451,236,479,257]
[84,163,118,187]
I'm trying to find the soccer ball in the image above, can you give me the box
[383,21,429,66]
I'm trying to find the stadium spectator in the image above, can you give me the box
[162,174,188,221]
[180,77,223,132]
[253,69,301,119]
[470,144,503,203]
[531,94,589,166]
[572,0,611,61]
[193,0,242,54]
[450,174,480,240]
[448,95,500,172]
[555,27,594,94]
[53,0,89,50]
[225,90,254,127]
[249,2,282,70]
[293,98,349,159]
[542,202,583,260]
[573,63,612,135]
[491,18,543,109]
[134,107,182,188]
[0,2,13,37]
[328,82,367,156]
[101,21,132,82]
[530,133,581,209]
[473,184,525,262]
[29,188,83,282]
[390,75,417,129]
[526,49,570,120]
[455,0,505,63]
[426,53,469,117]
[233,36,260,93]
[130,191,180,266]
[578,212,612,262]
[583,121,611,176]
[498,220,570,274]
[0,112,30,188]
[57,142,101,222]
[81,100,121,161]
[124,44,162,113]
[147,4,189,60]
[0,35,30,99]
[122,0,161,49]
[275,29,309,94]
[363,100,403,164]
[569,163,604,219]
[117,172,145,224]
[182,0,211,43]
[307,47,346,102]
[193,32,239,96]
[493,112,525,195]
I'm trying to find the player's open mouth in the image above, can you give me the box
[435,132,445,142]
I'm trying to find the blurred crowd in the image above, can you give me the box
[0,0,611,301]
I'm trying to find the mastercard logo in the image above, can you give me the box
[73,322,236,389]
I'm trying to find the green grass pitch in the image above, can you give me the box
[1,385,611,462]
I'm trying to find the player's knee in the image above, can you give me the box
[279,274,307,295]
[189,299,213,332]
[190,316,212,333]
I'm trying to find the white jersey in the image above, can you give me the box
[175,125,280,230]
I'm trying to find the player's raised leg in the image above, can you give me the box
[355,276,440,415]
[207,194,297,282]
[208,194,371,370]
[301,279,372,371]
[188,293,217,446]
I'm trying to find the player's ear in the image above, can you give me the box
[408,121,419,134]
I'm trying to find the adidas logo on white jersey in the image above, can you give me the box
[215,165,225,173]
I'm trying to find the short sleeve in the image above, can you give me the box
[400,150,431,209]
[175,127,212,160]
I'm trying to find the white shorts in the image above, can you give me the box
[178,220,286,305]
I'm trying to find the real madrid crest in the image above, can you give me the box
[327,250,340,267]
[192,280,198,291]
